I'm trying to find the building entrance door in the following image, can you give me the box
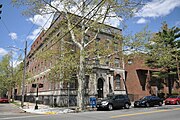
[97,78,104,98]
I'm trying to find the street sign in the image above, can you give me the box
[38,83,43,88]
[32,84,36,88]
[32,83,43,88]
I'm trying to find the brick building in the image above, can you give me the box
[125,54,179,101]
[22,13,126,107]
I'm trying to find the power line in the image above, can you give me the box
[15,12,54,63]
[16,15,41,60]
[27,13,54,48]
[27,0,91,50]
[0,18,20,50]
[33,0,93,50]
[39,0,105,55]
[0,18,10,33]
[11,0,104,77]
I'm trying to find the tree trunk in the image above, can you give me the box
[77,0,85,110]
[176,56,180,82]
[77,49,85,110]
[168,69,172,96]
[12,87,15,102]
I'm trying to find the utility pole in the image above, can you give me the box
[21,41,27,108]
[11,51,15,103]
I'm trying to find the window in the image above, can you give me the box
[106,39,110,49]
[105,57,110,66]
[34,66,36,73]
[109,77,112,93]
[95,38,100,56]
[85,75,89,89]
[95,38,100,46]
[114,75,121,90]
[114,58,120,67]
[84,35,90,44]
[114,42,118,51]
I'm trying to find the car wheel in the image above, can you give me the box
[108,104,113,111]
[176,101,179,105]
[146,102,150,107]
[124,103,130,109]
[159,101,163,106]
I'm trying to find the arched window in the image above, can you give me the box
[114,75,121,90]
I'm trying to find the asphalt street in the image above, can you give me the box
[0,103,39,119]
[0,103,180,120]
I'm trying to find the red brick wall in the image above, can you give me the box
[125,55,151,101]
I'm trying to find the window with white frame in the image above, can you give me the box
[114,75,121,90]
[114,58,120,67]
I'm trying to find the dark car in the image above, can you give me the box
[0,97,9,103]
[165,95,180,105]
[96,94,131,110]
[134,96,163,107]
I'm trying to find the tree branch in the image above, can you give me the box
[64,8,82,49]
[84,4,110,48]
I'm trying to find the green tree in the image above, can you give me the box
[0,54,13,100]
[12,0,142,109]
[145,22,180,95]
[0,52,23,102]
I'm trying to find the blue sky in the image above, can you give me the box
[0,0,180,65]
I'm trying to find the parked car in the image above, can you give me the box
[0,97,9,103]
[96,94,131,110]
[165,95,180,105]
[134,96,163,107]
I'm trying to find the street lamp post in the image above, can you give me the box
[35,84,38,109]
[67,83,70,108]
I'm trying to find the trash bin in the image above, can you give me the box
[90,97,96,108]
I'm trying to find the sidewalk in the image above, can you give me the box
[14,101,135,114]
[15,101,75,114]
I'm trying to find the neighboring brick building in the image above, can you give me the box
[22,13,126,107]
[125,54,179,101]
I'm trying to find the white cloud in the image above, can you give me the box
[0,48,8,56]
[27,14,54,40]
[26,0,122,40]
[27,14,53,30]
[9,32,18,40]
[136,18,149,24]
[136,0,180,18]
[27,27,42,40]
